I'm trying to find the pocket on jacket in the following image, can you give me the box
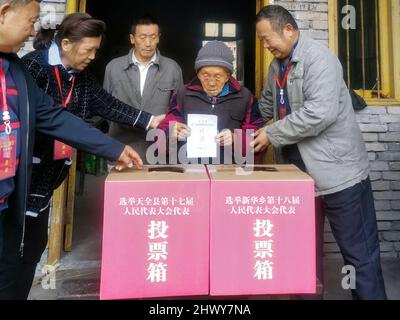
[288,77,304,106]
[323,133,358,162]
[157,81,177,92]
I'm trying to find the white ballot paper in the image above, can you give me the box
[186,114,218,158]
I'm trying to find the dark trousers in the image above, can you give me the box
[317,177,387,300]
[0,207,50,300]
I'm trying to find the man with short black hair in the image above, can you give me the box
[252,5,387,300]
[104,14,183,163]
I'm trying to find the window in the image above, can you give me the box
[204,22,237,39]
[329,0,400,104]
[205,23,219,37]
[338,0,378,97]
[203,22,244,84]
[222,23,236,38]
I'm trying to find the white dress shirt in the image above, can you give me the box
[132,51,157,96]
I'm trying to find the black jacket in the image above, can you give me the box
[0,54,125,257]
[21,49,152,213]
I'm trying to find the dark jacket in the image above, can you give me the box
[21,49,152,213]
[159,77,265,164]
[0,53,124,257]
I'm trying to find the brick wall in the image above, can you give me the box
[273,0,329,46]
[357,107,400,258]
[19,0,66,57]
[324,106,400,259]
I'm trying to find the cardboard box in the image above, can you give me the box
[100,165,210,300]
[207,165,316,296]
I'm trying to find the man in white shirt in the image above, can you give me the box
[104,15,183,163]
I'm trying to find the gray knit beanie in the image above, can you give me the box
[195,41,234,74]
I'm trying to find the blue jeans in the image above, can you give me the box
[319,177,387,300]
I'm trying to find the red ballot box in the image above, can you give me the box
[100,165,210,300]
[207,165,316,296]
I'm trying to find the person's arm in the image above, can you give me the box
[158,92,185,132]
[242,95,265,132]
[241,95,265,162]
[86,72,158,130]
[265,48,340,148]
[33,82,142,169]
[155,91,189,159]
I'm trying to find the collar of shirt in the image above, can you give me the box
[132,50,157,69]
[48,42,78,78]
[218,83,230,97]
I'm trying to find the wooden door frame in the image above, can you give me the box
[66,0,86,14]
[255,0,273,97]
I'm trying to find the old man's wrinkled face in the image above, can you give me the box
[198,66,230,97]
[0,1,39,53]
[130,24,160,63]
[256,18,296,60]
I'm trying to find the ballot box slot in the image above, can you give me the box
[247,166,278,172]
[148,167,186,173]
[214,166,279,173]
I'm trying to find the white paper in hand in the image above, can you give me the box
[186,114,218,158]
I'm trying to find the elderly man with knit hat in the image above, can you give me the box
[158,41,264,164]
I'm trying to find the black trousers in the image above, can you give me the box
[318,178,387,300]
[0,207,50,300]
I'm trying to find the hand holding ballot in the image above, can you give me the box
[250,127,271,153]
[171,115,236,158]
[216,129,233,147]
[169,115,233,158]
[172,122,192,141]
[149,114,167,129]
[115,145,144,171]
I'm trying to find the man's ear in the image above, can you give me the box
[282,23,296,38]
[129,34,135,46]
[284,23,297,35]
[0,4,12,24]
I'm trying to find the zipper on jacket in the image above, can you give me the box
[211,96,217,110]
[19,78,30,257]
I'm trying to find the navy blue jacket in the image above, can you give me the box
[2,54,124,250]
